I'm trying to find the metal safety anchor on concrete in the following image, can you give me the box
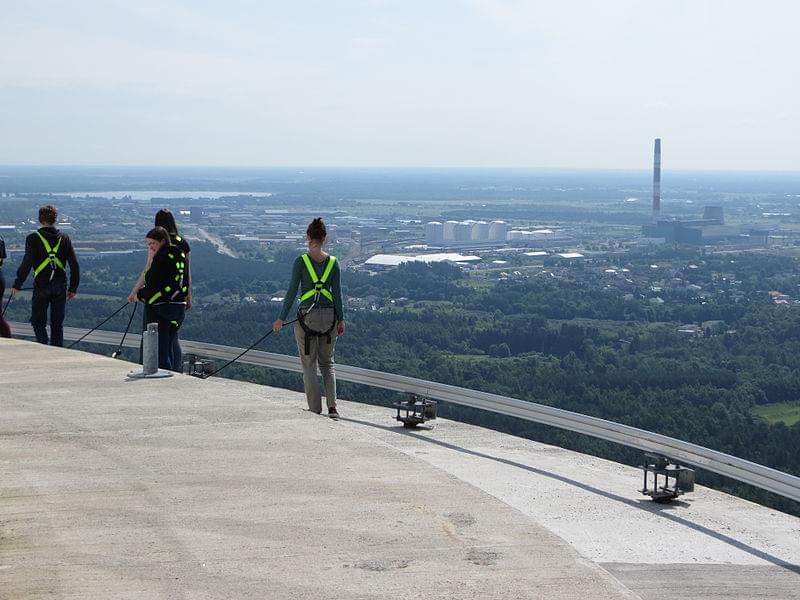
[394,394,437,428]
[183,353,214,377]
[127,322,173,379]
[640,453,695,502]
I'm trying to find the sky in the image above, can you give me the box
[1,1,798,170]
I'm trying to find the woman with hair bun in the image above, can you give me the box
[273,218,345,417]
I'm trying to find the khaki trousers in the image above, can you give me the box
[294,307,337,413]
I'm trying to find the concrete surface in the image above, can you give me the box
[1,338,799,599]
[1,339,637,600]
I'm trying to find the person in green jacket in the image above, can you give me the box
[273,218,345,417]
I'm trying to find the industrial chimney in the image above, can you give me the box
[652,138,661,223]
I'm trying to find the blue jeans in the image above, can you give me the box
[144,303,185,371]
[30,282,67,346]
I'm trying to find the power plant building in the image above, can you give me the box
[653,138,661,223]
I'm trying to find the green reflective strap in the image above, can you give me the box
[147,291,163,304]
[301,254,319,283]
[299,254,335,302]
[33,255,65,276]
[35,231,52,253]
[300,286,333,302]
[33,231,64,277]
[320,255,336,283]
[33,258,51,276]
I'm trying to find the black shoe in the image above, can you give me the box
[328,407,339,418]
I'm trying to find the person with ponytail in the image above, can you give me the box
[273,218,345,417]
[129,209,192,370]
[135,226,188,370]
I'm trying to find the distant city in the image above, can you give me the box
[1,156,799,293]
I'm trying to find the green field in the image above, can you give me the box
[753,402,800,426]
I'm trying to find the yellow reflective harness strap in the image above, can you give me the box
[33,231,65,278]
[299,254,335,302]
[147,249,187,304]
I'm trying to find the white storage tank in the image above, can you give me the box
[443,220,459,241]
[489,220,508,241]
[425,221,444,243]
[472,221,490,241]
[454,221,472,241]
[507,230,524,241]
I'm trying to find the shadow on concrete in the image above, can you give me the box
[339,416,800,575]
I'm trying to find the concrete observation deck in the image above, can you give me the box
[1,339,799,599]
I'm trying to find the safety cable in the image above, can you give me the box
[200,292,329,379]
[200,290,340,379]
[112,302,138,359]
[1,287,33,318]
[200,317,298,379]
[0,292,11,319]
[67,301,130,349]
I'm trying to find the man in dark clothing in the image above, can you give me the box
[12,205,80,346]
[0,238,11,338]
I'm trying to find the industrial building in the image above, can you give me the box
[426,219,508,245]
[642,139,768,246]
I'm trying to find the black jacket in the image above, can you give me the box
[13,227,80,293]
[137,245,186,305]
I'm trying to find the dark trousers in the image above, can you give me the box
[172,335,183,373]
[0,270,11,338]
[144,304,185,371]
[30,282,67,346]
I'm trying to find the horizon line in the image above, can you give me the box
[1,164,800,176]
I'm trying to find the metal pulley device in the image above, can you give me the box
[394,394,437,428]
[641,453,695,502]
[184,354,214,378]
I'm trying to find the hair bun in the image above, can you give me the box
[306,218,327,242]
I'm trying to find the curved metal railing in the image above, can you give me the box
[7,321,800,504]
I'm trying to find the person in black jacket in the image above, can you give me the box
[0,238,11,337]
[134,226,187,370]
[12,205,80,346]
[128,209,192,369]
[0,237,11,338]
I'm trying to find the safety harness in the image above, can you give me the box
[297,254,337,355]
[33,231,64,281]
[145,247,188,306]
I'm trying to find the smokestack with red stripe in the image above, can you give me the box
[653,138,661,222]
